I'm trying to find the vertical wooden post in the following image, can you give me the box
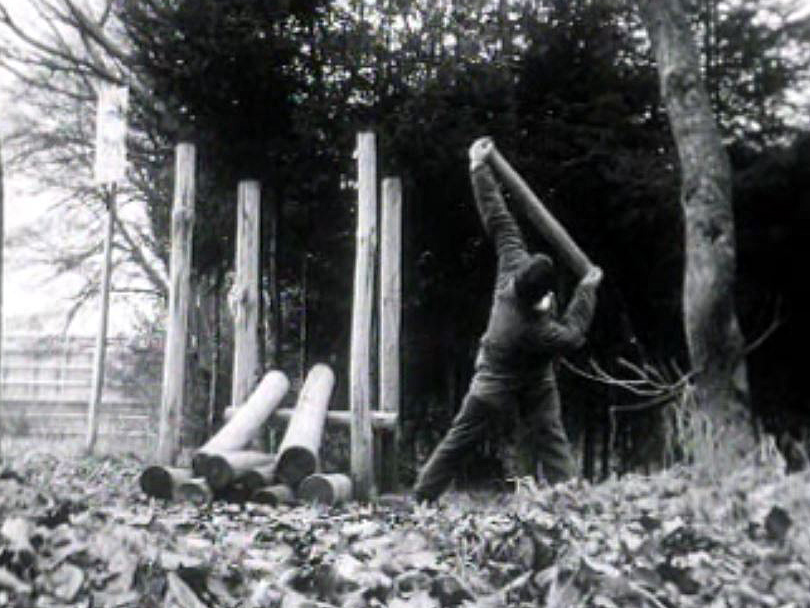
[378,177,402,492]
[232,181,261,411]
[85,184,116,454]
[156,143,196,465]
[350,132,377,500]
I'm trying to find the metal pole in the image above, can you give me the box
[85,183,116,454]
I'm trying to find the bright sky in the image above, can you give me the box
[0,0,155,336]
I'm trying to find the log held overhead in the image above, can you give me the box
[485,140,594,278]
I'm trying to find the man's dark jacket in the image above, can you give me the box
[469,163,597,398]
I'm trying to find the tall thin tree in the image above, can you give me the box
[637,0,758,461]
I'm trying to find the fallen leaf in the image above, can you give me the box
[592,594,620,608]
[341,520,381,540]
[167,571,208,608]
[160,550,205,570]
[393,569,433,597]
[1,517,35,554]
[92,589,141,607]
[0,566,33,595]
[325,552,391,601]
[248,579,281,608]
[389,589,440,608]
[656,561,700,595]
[764,506,792,542]
[280,588,335,608]
[431,573,475,606]
[44,562,85,602]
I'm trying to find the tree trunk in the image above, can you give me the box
[637,0,757,459]
[299,250,309,380]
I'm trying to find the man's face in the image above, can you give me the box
[534,291,556,314]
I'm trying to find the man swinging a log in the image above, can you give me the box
[413,137,603,502]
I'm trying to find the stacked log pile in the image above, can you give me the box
[139,364,354,506]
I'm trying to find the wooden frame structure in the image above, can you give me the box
[156,133,402,499]
[271,131,401,499]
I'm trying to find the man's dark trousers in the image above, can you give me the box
[413,377,577,502]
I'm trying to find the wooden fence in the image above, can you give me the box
[0,334,161,446]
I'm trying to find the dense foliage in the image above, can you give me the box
[3,0,808,477]
[111,0,810,478]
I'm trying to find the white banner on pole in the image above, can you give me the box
[94,83,129,185]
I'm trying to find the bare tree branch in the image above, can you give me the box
[110,201,169,298]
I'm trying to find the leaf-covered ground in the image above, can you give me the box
[1,446,809,608]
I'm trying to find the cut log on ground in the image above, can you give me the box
[483,139,594,278]
[218,483,253,504]
[174,478,213,505]
[192,370,289,472]
[239,461,279,493]
[275,364,335,487]
[297,473,352,505]
[251,484,295,506]
[139,466,194,500]
[203,451,276,491]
